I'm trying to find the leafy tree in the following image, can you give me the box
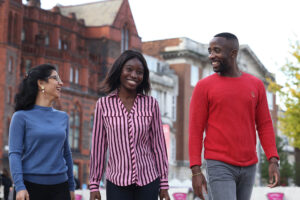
[267,41,300,185]
[261,136,294,186]
[267,42,300,148]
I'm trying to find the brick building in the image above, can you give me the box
[143,37,278,182]
[0,0,141,185]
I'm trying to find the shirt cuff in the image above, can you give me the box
[160,178,169,190]
[89,182,99,192]
[15,184,26,193]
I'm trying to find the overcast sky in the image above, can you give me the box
[22,0,300,84]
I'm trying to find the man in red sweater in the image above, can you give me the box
[189,32,280,200]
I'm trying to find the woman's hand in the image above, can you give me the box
[159,189,170,200]
[70,191,75,200]
[16,190,30,200]
[90,191,101,200]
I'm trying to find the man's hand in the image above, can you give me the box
[191,165,207,199]
[70,191,75,200]
[268,157,280,188]
[90,191,101,200]
[159,189,170,200]
[16,190,30,200]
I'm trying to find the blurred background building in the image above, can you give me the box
[0,0,291,188]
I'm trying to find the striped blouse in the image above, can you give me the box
[89,90,169,192]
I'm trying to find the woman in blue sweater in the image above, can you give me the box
[9,64,75,200]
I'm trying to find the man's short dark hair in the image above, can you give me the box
[214,32,238,41]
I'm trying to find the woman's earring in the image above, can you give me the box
[41,86,45,93]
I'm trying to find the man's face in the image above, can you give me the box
[208,37,233,73]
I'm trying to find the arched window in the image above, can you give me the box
[69,105,81,150]
[8,12,13,43]
[121,24,129,52]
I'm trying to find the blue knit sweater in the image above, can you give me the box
[9,105,75,192]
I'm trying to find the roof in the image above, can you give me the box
[239,44,274,80]
[58,0,123,26]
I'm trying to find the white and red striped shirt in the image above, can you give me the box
[89,90,169,192]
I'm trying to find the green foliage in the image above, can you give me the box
[261,136,294,186]
[267,42,300,149]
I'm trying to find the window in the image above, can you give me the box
[121,25,129,52]
[70,67,73,82]
[53,64,59,73]
[58,39,62,50]
[151,90,161,107]
[45,33,50,46]
[73,163,79,179]
[162,91,167,116]
[75,68,79,84]
[8,57,13,73]
[25,60,32,74]
[171,96,176,121]
[267,91,274,110]
[69,105,81,150]
[190,65,199,87]
[63,42,68,50]
[21,29,26,42]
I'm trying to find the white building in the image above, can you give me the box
[144,54,179,180]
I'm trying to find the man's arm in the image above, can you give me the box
[189,81,209,198]
[268,157,280,187]
[189,81,209,167]
[255,81,280,187]
[191,165,207,199]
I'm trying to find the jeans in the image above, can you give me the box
[24,180,70,200]
[106,178,160,200]
[206,160,256,200]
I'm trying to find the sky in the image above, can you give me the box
[23,0,300,84]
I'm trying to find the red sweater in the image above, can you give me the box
[189,72,279,167]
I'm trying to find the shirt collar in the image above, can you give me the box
[107,89,144,98]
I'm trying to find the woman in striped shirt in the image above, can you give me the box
[89,50,170,200]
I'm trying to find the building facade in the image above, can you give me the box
[144,54,178,180]
[143,37,278,182]
[0,0,141,186]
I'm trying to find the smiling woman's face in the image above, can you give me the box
[43,70,63,99]
[119,58,144,92]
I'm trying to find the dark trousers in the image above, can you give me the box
[106,178,160,200]
[24,180,71,200]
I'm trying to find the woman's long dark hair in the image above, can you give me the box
[101,50,151,95]
[14,64,56,111]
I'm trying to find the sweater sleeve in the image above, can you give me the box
[8,112,26,192]
[149,100,169,189]
[89,100,108,192]
[255,81,279,160]
[64,115,75,191]
[189,81,209,167]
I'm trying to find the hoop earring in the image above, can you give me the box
[41,86,45,93]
